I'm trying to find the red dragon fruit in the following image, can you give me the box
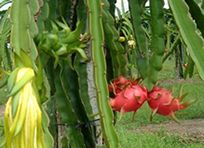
[108,76,130,94]
[109,83,147,113]
[108,76,139,95]
[148,86,190,121]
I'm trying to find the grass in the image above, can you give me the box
[117,127,204,148]
[115,58,204,147]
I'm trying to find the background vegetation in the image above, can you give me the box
[1,0,204,147]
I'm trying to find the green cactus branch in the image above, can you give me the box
[54,63,86,148]
[185,0,204,37]
[10,0,39,66]
[102,0,128,77]
[86,0,119,147]
[0,10,12,70]
[128,0,148,55]
[169,0,204,80]
[74,55,94,120]
[63,61,96,148]
[37,1,49,32]
[144,0,165,90]
[128,0,149,79]
[107,0,116,17]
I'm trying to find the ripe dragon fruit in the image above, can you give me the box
[109,76,147,113]
[147,86,190,121]
[108,76,139,95]
[108,76,192,122]
[108,76,130,94]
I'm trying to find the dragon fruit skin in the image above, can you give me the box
[108,76,128,94]
[108,76,139,94]
[109,84,147,113]
[108,75,192,122]
[148,86,189,117]
[147,87,173,112]
[109,91,127,112]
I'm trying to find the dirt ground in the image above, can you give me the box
[133,119,204,142]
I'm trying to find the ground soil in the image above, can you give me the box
[133,119,204,143]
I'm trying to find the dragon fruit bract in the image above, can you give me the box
[108,76,130,94]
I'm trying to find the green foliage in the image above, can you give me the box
[53,62,86,148]
[102,0,128,78]
[1,0,204,147]
[0,9,11,103]
[128,0,149,79]
[37,1,49,32]
[38,19,96,148]
[61,61,95,147]
[185,0,204,37]
[184,56,195,78]
[10,0,39,64]
[143,0,165,90]
[0,118,4,145]
[0,73,8,104]
[42,108,55,148]
[107,0,116,17]
[74,54,94,119]
[128,0,165,90]
[37,20,88,67]
[0,10,12,71]
[86,0,119,147]
[5,0,54,147]
[169,0,204,80]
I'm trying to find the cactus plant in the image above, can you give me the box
[1,0,204,147]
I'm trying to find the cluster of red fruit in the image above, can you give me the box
[108,76,191,121]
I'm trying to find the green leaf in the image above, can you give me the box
[169,0,204,80]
